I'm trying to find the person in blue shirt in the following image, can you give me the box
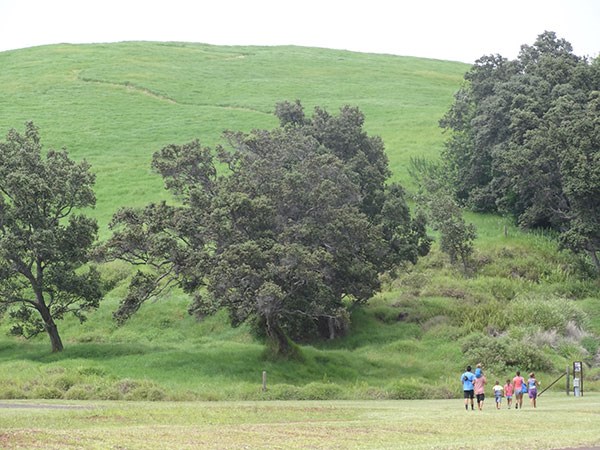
[461,365,476,411]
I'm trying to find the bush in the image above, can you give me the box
[112,378,167,401]
[299,382,346,400]
[52,375,78,392]
[507,341,553,372]
[351,383,389,400]
[461,333,553,373]
[386,379,427,399]
[0,386,25,399]
[262,384,302,400]
[64,384,95,400]
[31,385,64,399]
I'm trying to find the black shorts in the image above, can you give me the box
[477,393,485,402]
[463,390,474,399]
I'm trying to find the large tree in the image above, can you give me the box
[440,31,600,270]
[0,122,102,352]
[104,102,430,355]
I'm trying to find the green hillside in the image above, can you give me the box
[0,43,598,401]
[0,42,466,233]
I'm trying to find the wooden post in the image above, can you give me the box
[566,365,570,395]
[262,371,267,392]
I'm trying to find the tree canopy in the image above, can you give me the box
[440,31,600,271]
[0,122,102,352]
[104,102,431,355]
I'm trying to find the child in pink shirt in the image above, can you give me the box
[504,379,514,409]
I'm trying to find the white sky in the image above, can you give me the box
[0,0,598,63]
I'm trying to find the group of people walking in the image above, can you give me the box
[461,364,540,411]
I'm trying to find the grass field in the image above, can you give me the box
[1,43,600,405]
[1,394,599,449]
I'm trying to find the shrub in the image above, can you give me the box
[52,375,79,392]
[461,333,510,372]
[112,378,167,400]
[262,384,302,400]
[31,385,64,399]
[506,341,554,372]
[299,382,346,400]
[0,386,26,399]
[64,384,95,400]
[461,332,553,373]
[96,386,124,401]
[351,383,388,400]
[116,378,139,395]
[386,379,427,399]
[121,380,167,401]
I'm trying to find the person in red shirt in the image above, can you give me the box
[512,370,525,409]
[504,378,514,409]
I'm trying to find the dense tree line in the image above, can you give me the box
[440,31,600,270]
[103,102,431,355]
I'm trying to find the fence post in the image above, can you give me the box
[262,371,267,392]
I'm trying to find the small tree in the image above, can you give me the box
[0,122,102,352]
[410,157,477,274]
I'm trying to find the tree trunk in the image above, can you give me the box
[45,322,64,353]
[328,317,336,340]
[266,321,291,356]
[589,249,600,274]
[38,302,64,352]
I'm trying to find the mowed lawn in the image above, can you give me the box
[1,394,599,449]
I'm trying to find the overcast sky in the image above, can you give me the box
[0,0,598,63]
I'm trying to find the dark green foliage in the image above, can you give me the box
[103,102,431,356]
[0,122,102,352]
[440,31,600,270]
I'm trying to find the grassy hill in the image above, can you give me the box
[0,43,598,401]
[0,42,465,233]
